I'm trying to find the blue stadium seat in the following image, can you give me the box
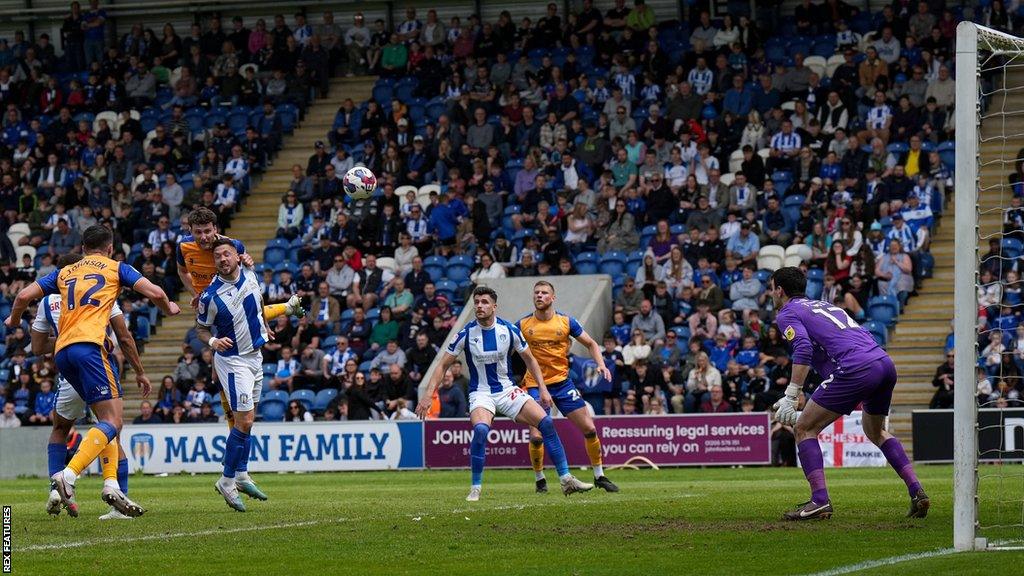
[365,307,380,324]
[322,335,339,350]
[260,399,286,421]
[358,360,373,373]
[1002,238,1023,260]
[599,251,627,276]
[446,255,473,283]
[423,255,446,282]
[436,279,458,301]
[276,104,298,133]
[938,141,955,171]
[863,321,888,347]
[575,251,599,275]
[867,296,900,326]
[313,389,339,413]
[372,83,393,104]
[669,224,686,236]
[289,389,316,411]
[262,363,277,379]
[639,224,657,248]
[626,250,645,277]
[263,246,287,266]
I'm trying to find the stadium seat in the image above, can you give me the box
[729,149,744,173]
[436,279,458,301]
[15,245,35,263]
[423,255,446,282]
[575,251,599,275]
[322,335,339,350]
[639,224,657,248]
[263,247,287,266]
[626,250,645,277]
[784,244,812,263]
[1002,238,1023,260]
[863,321,888,347]
[599,251,627,276]
[289,389,316,411]
[756,245,785,271]
[313,389,339,414]
[260,399,286,422]
[446,255,474,283]
[867,296,900,326]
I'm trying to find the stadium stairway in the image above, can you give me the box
[886,75,1024,452]
[119,76,377,420]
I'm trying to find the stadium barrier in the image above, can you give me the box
[912,408,1024,463]
[813,411,888,468]
[121,421,425,474]
[425,414,772,468]
[3,412,908,476]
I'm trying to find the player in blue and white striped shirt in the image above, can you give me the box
[196,238,270,511]
[417,286,593,501]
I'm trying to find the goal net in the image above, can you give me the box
[955,21,1024,552]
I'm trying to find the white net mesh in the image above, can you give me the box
[969,25,1024,549]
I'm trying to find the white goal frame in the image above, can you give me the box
[954,21,1024,552]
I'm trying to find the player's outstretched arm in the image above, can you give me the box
[132,277,181,317]
[416,352,456,419]
[5,281,45,329]
[518,347,552,408]
[110,314,151,397]
[576,329,612,382]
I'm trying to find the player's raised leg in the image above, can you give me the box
[466,405,496,501]
[784,400,840,520]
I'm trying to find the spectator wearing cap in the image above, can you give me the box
[404,135,431,186]
[307,140,331,177]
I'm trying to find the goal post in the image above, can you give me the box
[954,21,1024,552]
[953,20,979,554]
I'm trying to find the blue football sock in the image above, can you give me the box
[222,428,250,479]
[537,416,569,478]
[47,442,67,477]
[117,458,129,495]
[470,422,489,487]
[236,435,251,473]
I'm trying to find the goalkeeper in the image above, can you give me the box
[768,267,929,521]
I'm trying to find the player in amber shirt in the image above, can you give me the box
[178,207,304,428]
[7,225,180,516]
[516,281,619,493]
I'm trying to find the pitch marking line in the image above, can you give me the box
[19,519,340,552]
[20,493,693,552]
[803,540,1024,576]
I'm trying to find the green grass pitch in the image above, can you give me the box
[3,465,1022,575]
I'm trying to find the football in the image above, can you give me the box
[343,166,377,200]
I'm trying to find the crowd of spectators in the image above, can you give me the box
[0,2,978,437]
[0,0,352,425]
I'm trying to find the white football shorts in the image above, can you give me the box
[469,386,531,419]
[214,351,264,413]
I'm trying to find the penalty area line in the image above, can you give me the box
[18,519,343,552]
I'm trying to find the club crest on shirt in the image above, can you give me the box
[784,325,796,341]
[499,333,507,342]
